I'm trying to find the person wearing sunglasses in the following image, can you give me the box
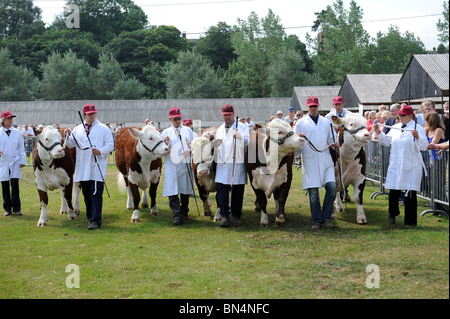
[373,105,428,227]
[162,107,195,225]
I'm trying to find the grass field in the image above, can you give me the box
[0,165,448,299]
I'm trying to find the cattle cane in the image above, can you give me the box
[230,116,239,206]
[77,111,110,198]
[179,134,200,216]
[331,123,346,213]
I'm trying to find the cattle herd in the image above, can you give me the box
[32,113,372,227]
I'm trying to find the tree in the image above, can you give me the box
[0,0,45,40]
[165,51,225,99]
[196,22,237,70]
[307,0,371,85]
[143,61,167,99]
[0,48,38,101]
[39,49,95,100]
[437,1,449,48]
[367,26,426,74]
[54,0,148,45]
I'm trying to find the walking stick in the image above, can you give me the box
[179,132,200,216]
[331,123,347,215]
[230,116,239,205]
[77,111,110,198]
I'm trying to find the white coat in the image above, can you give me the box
[65,120,114,183]
[377,120,428,192]
[0,127,26,181]
[294,114,337,189]
[162,125,194,197]
[215,121,249,185]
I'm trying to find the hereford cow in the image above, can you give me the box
[115,125,169,222]
[34,126,81,226]
[246,119,303,226]
[189,127,222,220]
[330,112,371,224]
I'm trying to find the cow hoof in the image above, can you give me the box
[213,216,222,222]
[203,211,211,217]
[357,218,367,225]
[331,213,337,220]
[142,204,149,208]
[150,212,159,216]
[127,207,133,210]
[68,215,77,220]
[74,209,80,215]
[37,221,47,227]
[131,218,140,223]
[60,210,67,215]
[260,222,270,228]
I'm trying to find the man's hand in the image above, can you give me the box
[92,148,101,156]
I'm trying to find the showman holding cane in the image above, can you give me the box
[215,104,249,227]
[64,104,114,230]
[162,107,195,226]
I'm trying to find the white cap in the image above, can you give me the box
[276,110,283,115]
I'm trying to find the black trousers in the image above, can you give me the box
[216,183,245,219]
[2,179,20,213]
[389,189,417,226]
[80,180,104,225]
[169,194,190,220]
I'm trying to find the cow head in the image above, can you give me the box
[129,125,169,157]
[334,113,371,146]
[190,136,222,176]
[37,126,65,160]
[265,118,303,156]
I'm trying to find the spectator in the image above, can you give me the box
[416,100,436,127]
[424,112,445,161]
[378,104,387,112]
[441,101,449,141]
[22,124,35,137]
[115,123,123,134]
[367,110,376,132]
[183,118,198,138]
[269,115,276,122]
[0,111,26,216]
[372,111,390,140]
[105,122,114,134]
[294,96,339,230]
[325,96,350,125]
[246,116,255,128]
[283,107,297,124]
[384,104,401,134]
[12,123,18,130]
[374,105,428,227]
[276,110,284,120]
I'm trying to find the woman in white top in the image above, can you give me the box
[374,105,428,226]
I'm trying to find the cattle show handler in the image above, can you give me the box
[294,96,340,230]
[65,104,114,230]
[0,111,26,217]
[162,107,195,226]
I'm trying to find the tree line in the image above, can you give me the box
[0,0,448,101]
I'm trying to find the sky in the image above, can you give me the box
[34,0,446,50]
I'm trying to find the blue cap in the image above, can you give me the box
[288,107,294,112]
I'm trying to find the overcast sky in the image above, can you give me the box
[35,0,446,50]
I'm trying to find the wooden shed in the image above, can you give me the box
[338,74,402,111]
[391,54,449,103]
[291,86,340,114]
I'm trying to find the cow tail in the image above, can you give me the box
[117,173,127,193]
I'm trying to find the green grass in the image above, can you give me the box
[0,165,448,299]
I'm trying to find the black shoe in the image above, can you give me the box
[173,217,184,226]
[219,216,229,227]
[388,215,396,225]
[233,217,241,227]
[88,222,100,230]
[4,211,12,216]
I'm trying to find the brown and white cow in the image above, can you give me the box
[330,112,371,224]
[115,125,169,222]
[246,119,303,226]
[189,127,222,220]
[34,126,81,226]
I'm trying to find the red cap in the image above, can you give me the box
[221,104,234,114]
[183,118,193,125]
[169,107,183,118]
[83,104,97,114]
[1,111,16,119]
[333,96,344,104]
[397,105,414,116]
[306,96,319,107]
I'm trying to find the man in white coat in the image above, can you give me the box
[65,104,114,230]
[294,96,340,230]
[373,105,428,227]
[162,107,195,225]
[0,111,26,216]
[215,104,249,227]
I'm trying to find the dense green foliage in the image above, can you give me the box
[0,0,447,101]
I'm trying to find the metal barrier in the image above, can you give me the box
[364,140,449,218]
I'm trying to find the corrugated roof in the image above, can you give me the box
[344,74,402,104]
[413,54,449,91]
[291,86,340,111]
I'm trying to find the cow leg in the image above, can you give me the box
[37,190,49,227]
[333,191,344,219]
[141,188,149,208]
[149,182,159,215]
[129,183,141,222]
[59,187,68,215]
[63,183,77,220]
[354,180,367,224]
[254,189,269,227]
[198,186,211,216]
[73,182,81,215]
[274,199,286,227]
[126,185,134,210]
